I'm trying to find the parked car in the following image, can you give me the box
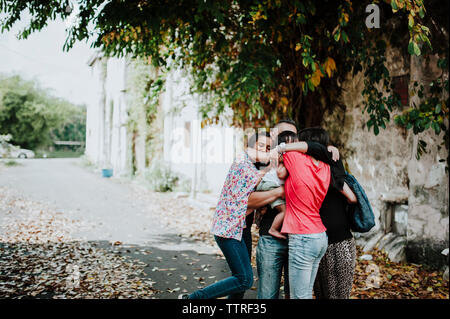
[0,141,35,159]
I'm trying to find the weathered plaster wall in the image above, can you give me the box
[160,69,241,196]
[85,55,131,177]
[405,54,449,268]
[322,47,449,268]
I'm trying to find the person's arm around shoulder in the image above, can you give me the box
[276,141,339,163]
[279,141,308,153]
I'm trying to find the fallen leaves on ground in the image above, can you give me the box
[351,246,448,299]
[0,187,156,299]
[1,185,448,299]
[131,187,449,299]
[0,241,156,299]
[0,187,94,244]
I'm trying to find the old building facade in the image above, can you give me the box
[85,55,242,196]
[85,49,448,270]
[322,48,448,268]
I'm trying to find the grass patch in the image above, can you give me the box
[1,160,21,166]
[35,149,85,158]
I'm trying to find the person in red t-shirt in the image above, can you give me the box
[276,130,330,299]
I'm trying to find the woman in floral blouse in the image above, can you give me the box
[179,131,281,299]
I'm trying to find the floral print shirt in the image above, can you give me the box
[211,152,260,241]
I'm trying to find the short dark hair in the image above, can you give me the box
[275,118,297,129]
[278,130,298,145]
[298,127,330,146]
[247,131,271,148]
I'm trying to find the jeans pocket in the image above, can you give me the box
[303,232,325,239]
[305,235,328,258]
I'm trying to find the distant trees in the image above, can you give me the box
[0,74,86,150]
[50,105,86,144]
[0,1,448,160]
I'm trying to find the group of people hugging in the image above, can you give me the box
[179,119,359,300]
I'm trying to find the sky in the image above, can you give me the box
[0,13,99,107]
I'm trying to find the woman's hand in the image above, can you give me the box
[327,145,340,161]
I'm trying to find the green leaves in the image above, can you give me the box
[408,14,414,28]
[0,0,444,144]
[0,75,84,150]
[391,0,399,11]
[361,36,405,137]
[408,40,421,56]
[431,121,441,135]
[435,103,441,114]
[394,59,449,163]
[389,0,432,57]
[334,30,341,42]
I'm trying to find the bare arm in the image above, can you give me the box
[277,162,288,180]
[280,142,339,162]
[340,182,357,203]
[247,187,284,209]
[282,141,308,153]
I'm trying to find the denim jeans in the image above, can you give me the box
[256,235,289,299]
[188,234,253,299]
[228,227,252,299]
[288,232,328,299]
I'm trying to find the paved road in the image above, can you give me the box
[0,158,259,298]
[0,158,210,251]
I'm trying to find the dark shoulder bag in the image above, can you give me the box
[344,172,375,233]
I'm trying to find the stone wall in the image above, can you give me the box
[322,47,449,269]
[405,54,449,268]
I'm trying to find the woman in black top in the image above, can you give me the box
[298,127,358,299]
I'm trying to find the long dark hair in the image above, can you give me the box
[298,127,330,146]
[277,130,298,145]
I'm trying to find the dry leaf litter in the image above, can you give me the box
[1,182,448,299]
[0,187,157,299]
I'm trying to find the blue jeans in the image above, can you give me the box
[288,232,328,299]
[188,235,253,299]
[256,235,290,299]
[229,227,252,299]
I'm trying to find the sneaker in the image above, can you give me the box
[178,293,190,299]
